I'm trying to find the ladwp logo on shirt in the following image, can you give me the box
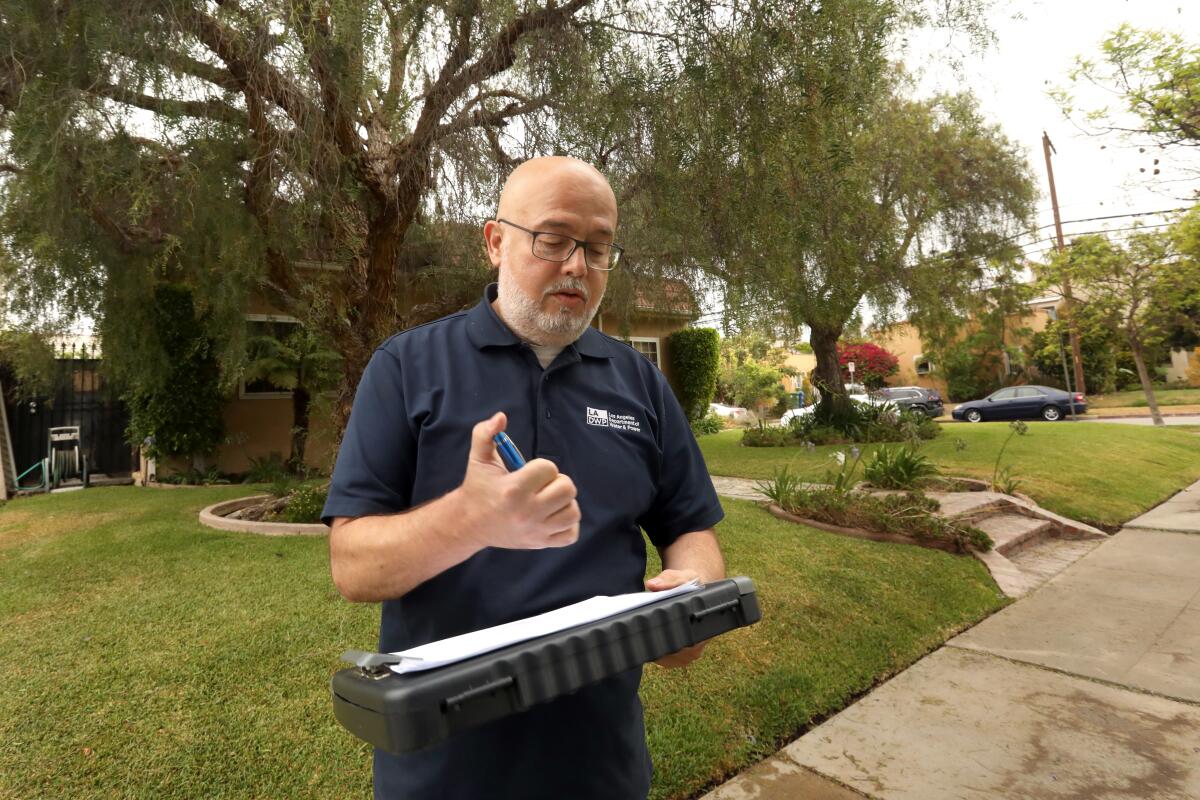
[586,406,641,433]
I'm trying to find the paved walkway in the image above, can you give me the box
[702,478,1200,800]
[1082,414,1200,426]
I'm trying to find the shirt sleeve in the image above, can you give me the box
[321,347,416,526]
[637,372,725,549]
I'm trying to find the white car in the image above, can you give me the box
[779,391,895,426]
[709,402,752,422]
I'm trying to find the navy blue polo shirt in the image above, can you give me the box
[323,283,724,800]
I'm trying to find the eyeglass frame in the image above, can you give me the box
[495,218,623,271]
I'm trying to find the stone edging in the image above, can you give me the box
[198,495,327,537]
[766,503,962,554]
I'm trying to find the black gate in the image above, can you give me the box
[4,344,135,487]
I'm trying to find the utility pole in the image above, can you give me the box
[1042,132,1087,396]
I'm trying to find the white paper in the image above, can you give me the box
[388,579,703,674]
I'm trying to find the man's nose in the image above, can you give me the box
[560,245,588,277]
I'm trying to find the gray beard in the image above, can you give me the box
[496,269,602,346]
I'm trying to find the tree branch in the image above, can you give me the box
[180,6,319,129]
[434,94,550,139]
[92,81,247,127]
[294,1,363,163]
[403,0,592,158]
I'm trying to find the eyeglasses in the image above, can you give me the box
[496,218,623,271]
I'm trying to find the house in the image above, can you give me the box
[145,275,701,480]
[873,292,1199,398]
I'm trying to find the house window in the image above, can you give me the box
[626,337,661,368]
[914,355,931,375]
[240,314,300,399]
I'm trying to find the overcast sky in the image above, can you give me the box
[909,0,1199,260]
[701,0,1200,332]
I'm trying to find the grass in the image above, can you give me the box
[1088,387,1200,408]
[0,487,1005,800]
[698,422,1200,528]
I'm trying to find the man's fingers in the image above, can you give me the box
[508,458,561,494]
[542,500,581,531]
[645,569,700,591]
[532,473,576,513]
[468,412,507,463]
[543,523,580,547]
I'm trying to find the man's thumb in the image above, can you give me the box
[469,412,507,461]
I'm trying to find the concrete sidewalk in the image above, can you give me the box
[702,480,1200,800]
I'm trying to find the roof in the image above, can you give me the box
[630,279,699,317]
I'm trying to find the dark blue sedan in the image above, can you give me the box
[951,385,1087,422]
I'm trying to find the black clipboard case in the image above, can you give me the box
[331,576,760,754]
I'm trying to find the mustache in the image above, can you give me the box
[543,277,590,302]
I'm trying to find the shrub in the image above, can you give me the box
[744,406,940,448]
[123,284,225,462]
[836,342,899,389]
[741,425,792,447]
[690,409,724,437]
[756,465,807,507]
[282,484,328,524]
[244,452,291,484]
[268,475,302,498]
[667,328,720,421]
[765,484,992,553]
[862,445,940,489]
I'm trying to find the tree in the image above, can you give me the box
[242,323,342,472]
[836,342,897,389]
[0,0,620,448]
[1040,230,1200,425]
[1057,25,1200,183]
[715,332,794,416]
[124,284,225,467]
[637,0,1035,420]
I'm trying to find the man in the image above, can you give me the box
[322,156,726,799]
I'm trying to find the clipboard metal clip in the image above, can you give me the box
[341,649,424,680]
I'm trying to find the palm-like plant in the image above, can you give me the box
[242,325,342,474]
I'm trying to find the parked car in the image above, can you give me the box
[779,389,895,427]
[709,402,752,423]
[951,385,1087,423]
[871,386,944,418]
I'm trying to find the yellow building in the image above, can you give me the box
[873,293,1062,399]
[147,276,699,480]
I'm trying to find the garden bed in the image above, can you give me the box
[766,503,963,554]
[198,495,327,536]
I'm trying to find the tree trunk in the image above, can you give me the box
[809,325,850,417]
[330,164,429,447]
[1127,332,1165,426]
[289,385,311,474]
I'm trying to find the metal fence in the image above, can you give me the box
[4,343,135,486]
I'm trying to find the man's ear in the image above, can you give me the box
[483,220,503,268]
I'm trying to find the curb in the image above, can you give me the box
[198,495,327,537]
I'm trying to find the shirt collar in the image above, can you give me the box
[466,283,613,359]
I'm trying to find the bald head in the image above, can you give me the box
[484,156,617,347]
[497,156,618,231]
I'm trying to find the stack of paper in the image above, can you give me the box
[389,579,702,674]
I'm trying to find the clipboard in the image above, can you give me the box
[330,576,761,754]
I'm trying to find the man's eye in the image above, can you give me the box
[538,234,571,248]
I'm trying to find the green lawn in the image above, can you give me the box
[1088,387,1200,408]
[699,423,1200,528]
[0,486,1004,800]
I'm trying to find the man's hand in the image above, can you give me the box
[645,568,707,669]
[455,412,581,551]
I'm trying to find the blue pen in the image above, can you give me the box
[493,432,526,471]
